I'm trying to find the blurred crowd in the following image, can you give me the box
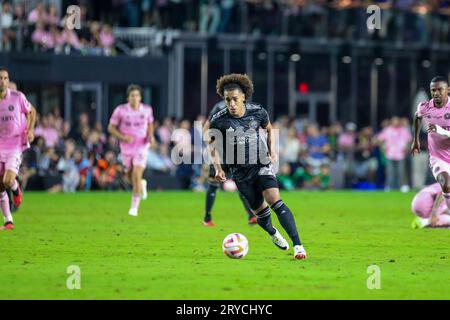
[21,106,423,193]
[1,2,115,55]
[2,0,450,55]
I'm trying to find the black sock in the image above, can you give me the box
[238,192,255,219]
[271,200,302,246]
[256,206,276,235]
[204,183,219,222]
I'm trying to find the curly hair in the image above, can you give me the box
[216,73,254,99]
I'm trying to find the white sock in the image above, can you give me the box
[419,217,430,227]
[4,215,13,224]
[11,180,18,192]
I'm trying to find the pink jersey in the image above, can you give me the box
[377,126,412,161]
[109,103,154,154]
[0,89,31,153]
[416,99,450,162]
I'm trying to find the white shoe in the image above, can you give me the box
[141,179,148,200]
[294,245,307,260]
[128,208,138,217]
[270,228,289,250]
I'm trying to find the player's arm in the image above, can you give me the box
[207,122,226,182]
[26,104,37,143]
[429,193,444,226]
[411,114,422,156]
[265,121,278,163]
[147,122,155,145]
[428,124,450,139]
[108,123,133,143]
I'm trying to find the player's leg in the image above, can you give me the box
[235,179,274,234]
[235,178,289,251]
[121,154,138,216]
[204,178,219,226]
[129,165,145,217]
[429,214,450,228]
[436,171,450,212]
[261,175,306,259]
[203,165,219,226]
[3,152,23,208]
[136,149,149,200]
[0,170,14,230]
[411,188,434,229]
[238,191,256,225]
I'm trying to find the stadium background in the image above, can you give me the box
[0,0,448,192]
[3,0,450,301]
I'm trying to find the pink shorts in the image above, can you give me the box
[0,152,22,176]
[430,156,450,180]
[121,149,148,172]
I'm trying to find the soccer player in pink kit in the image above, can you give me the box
[411,183,450,229]
[108,85,155,216]
[412,76,450,214]
[0,67,36,230]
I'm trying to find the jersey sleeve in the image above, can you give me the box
[109,107,122,126]
[260,108,270,128]
[415,102,428,118]
[208,103,222,121]
[209,118,219,130]
[19,92,31,114]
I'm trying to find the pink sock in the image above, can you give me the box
[131,193,141,210]
[0,192,12,223]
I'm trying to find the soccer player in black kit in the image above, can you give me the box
[208,74,307,260]
[203,100,257,227]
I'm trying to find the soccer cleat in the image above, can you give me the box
[141,179,148,200]
[248,216,257,225]
[411,217,428,229]
[293,245,307,260]
[12,181,22,208]
[203,220,215,227]
[0,222,14,231]
[128,208,138,217]
[270,228,289,250]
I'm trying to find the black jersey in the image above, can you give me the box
[209,102,272,182]
[208,101,226,122]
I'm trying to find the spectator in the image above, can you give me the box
[74,148,92,191]
[27,3,48,24]
[99,24,115,56]
[35,114,60,148]
[1,2,14,51]
[306,124,330,169]
[376,116,412,190]
[57,139,80,193]
[94,150,120,190]
[199,0,221,34]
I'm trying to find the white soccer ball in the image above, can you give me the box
[223,179,237,192]
[222,233,249,259]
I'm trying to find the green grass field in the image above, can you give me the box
[1,191,450,300]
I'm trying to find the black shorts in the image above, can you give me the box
[234,173,279,211]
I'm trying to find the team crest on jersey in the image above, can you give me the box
[445,113,450,120]
[249,120,259,129]
[8,105,14,112]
